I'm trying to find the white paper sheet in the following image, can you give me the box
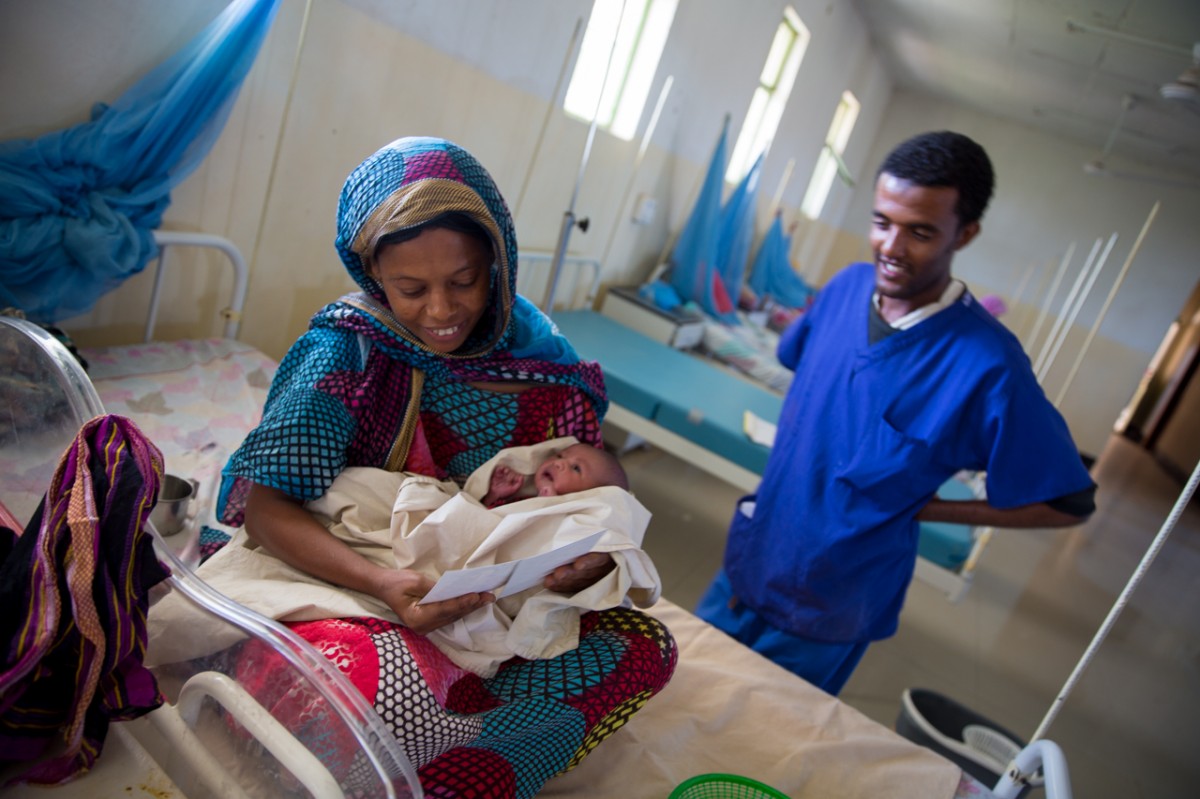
[418,530,606,604]
[743,410,778,447]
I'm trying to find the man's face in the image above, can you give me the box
[869,173,979,320]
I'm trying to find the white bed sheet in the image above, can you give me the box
[28,334,985,798]
[81,337,275,562]
[543,598,968,799]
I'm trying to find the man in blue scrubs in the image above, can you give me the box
[696,131,1096,695]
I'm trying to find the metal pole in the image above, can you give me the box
[1030,453,1200,744]
[598,75,674,271]
[543,0,627,312]
[513,18,583,220]
[1054,203,1158,407]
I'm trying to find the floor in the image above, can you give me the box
[618,432,1200,799]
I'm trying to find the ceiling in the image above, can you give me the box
[851,0,1200,185]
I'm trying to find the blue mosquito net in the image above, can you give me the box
[0,0,282,324]
[748,212,814,309]
[713,151,763,317]
[669,119,734,320]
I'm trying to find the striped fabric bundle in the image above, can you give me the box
[0,415,170,786]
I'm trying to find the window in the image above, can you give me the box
[563,0,678,141]
[726,6,810,182]
[800,90,860,219]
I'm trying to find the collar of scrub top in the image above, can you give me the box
[872,279,966,331]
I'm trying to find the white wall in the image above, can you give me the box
[843,90,1200,455]
[3,0,1182,454]
[0,0,229,140]
[0,0,888,344]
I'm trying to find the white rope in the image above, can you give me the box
[1005,258,1037,338]
[1054,203,1159,407]
[247,0,313,279]
[770,157,796,216]
[598,75,674,269]
[513,17,582,220]
[1039,232,1116,390]
[1034,238,1100,380]
[1024,242,1073,357]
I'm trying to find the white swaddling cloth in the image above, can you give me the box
[146,438,660,677]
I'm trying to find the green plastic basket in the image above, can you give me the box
[669,773,790,799]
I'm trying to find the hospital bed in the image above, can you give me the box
[550,307,991,601]
[1,235,1004,799]
[0,311,421,797]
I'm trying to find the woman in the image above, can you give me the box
[216,137,676,796]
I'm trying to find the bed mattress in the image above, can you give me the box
[552,309,782,475]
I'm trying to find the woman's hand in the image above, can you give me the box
[373,568,494,635]
[544,552,616,594]
[246,483,493,635]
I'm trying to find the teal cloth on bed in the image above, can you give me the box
[552,309,977,573]
[917,478,979,571]
[0,0,281,323]
[552,310,781,474]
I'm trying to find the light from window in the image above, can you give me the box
[563,0,678,141]
[727,6,810,182]
[801,90,860,219]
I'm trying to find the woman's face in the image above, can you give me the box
[372,227,493,353]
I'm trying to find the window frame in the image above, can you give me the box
[562,0,678,142]
[726,6,810,183]
[800,89,861,220]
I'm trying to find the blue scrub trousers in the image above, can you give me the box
[696,569,868,696]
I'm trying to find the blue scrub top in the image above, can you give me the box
[725,263,1094,643]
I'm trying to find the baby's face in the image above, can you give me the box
[534,444,613,497]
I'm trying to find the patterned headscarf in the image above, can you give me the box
[332,137,515,357]
[219,138,605,523]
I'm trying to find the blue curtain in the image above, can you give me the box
[669,119,733,319]
[0,0,282,323]
[748,213,814,310]
[714,151,763,319]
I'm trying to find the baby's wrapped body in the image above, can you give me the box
[148,438,661,677]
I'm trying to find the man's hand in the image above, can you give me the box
[918,497,1088,529]
[373,568,493,635]
[544,552,616,594]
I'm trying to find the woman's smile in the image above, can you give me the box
[425,322,464,340]
[372,226,492,353]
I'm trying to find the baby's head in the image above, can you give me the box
[534,443,628,497]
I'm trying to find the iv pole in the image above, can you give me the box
[597,75,675,271]
[542,2,627,312]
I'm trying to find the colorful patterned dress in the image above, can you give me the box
[215,137,677,797]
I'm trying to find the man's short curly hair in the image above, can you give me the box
[877,131,995,227]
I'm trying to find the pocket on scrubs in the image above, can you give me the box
[723,494,759,567]
[834,418,934,514]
